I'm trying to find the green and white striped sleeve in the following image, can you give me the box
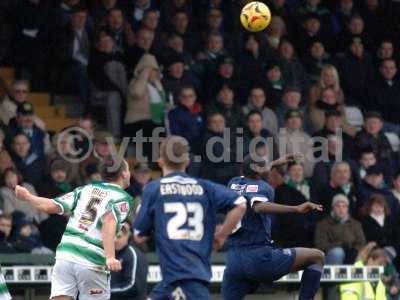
[53,187,82,214]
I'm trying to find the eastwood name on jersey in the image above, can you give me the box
[160,183,204,196]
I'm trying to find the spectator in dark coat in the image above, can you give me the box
[312,161,360,216]
[314,194,366,264]
[295,13,328,55]
[52,5,92,103]
[278,39,311,94]
[366,59,400,124]
[352,148,378,187]
[275,86,305,128]
[268,166,315,247]
[36,160,72,198]
[259,61,286,110]
[102,8,134,54]
[7,102,46,160]
[120,0,157,29]
[354,111,395,179]
[168,86,205,154]
[126,28,156,75]
[160,33,192,67]
[10,133,45,188]
[242,111,278,159]
[312,110,355,160]
[111,223,148,300]
[360,194,399,251]
[331,0,358,35]
[358,165,400,216]
[335,36,375,105]
[206,84,244,130]
[162,54,199,103]
[200,112,239,185]
[126,163,152,199]
[0,213,15,253]
[302,39,332,82]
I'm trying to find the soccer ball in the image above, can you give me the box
[240,1,272,32]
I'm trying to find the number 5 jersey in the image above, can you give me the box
[52,182,134,272]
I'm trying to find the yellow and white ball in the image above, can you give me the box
[240,1,272,32]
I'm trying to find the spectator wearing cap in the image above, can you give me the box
[0,131,14,175]
[243,86,279,135]
[126,162,152,198]
[358,165,400,215]
[312,110,355,160]
[267,166,314,247]
[278,39,311,94]
[314,194,366,264]
[275,86,304,128]
[335,35,375,105]
[7,101,48,160]
[206,55,239,102]
[36,160,72,199]
[89,31,127,138]
[162,53,199,102]
[308,87,356,135]
[302,39,332,82]
[237,34,277,98]
[308,64,345,106]
[360,194,399,251]
[206,83,244,130]
[260,61,286,110]
[278,108,314,177]
[124,54,166,159]
[0,80,45,129]
[366,59,400,125]
[79,131,114,181]
[242,110,278,159]
[52,4,92,103]
[9,133,45,188]
[200,112,239,185]
[354,112,395,179]
[167,86,205,154]
[0,168,45,223]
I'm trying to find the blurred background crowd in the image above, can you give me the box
[1,0,400,298]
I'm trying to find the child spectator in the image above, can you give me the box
[13,219,51,254]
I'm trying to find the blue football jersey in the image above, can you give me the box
[134,171,244,284]
[227,176,275,248]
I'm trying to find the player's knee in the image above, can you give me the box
[313,249,325,265]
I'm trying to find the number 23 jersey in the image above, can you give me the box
[52,182,134,272]
[134,171,245,284]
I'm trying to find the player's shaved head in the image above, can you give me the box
[159,136,190,170]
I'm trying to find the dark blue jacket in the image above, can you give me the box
[11,151,45,188]
[111,245,148,300]
[8,118,46,159]
[168,105,205,154]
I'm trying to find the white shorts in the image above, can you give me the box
[50,260,110,300]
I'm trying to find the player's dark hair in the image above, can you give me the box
[160,136,190,170]
[99,156,128,182]
[246,110,263,122]
[242,154,268,178]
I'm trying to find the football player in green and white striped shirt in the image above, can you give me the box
[0,266,11,300]
[15,157,134,300]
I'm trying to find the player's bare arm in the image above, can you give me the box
[15,184,62,214]
[213,201,247,251]
[102,212,122,272]
[253,201,322,215]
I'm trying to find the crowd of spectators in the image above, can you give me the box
[1,0,400,292]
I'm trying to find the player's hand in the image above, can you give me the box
[106,257,122,272]
[15,185,31,201]
[213,232,227,253]
[295,202,322,214]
